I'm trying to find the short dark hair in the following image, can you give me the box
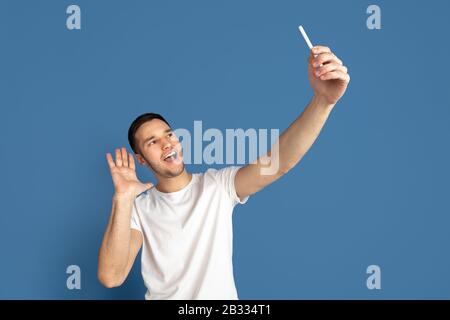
[128,113,171,154]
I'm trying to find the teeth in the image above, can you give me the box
[164,151,176,160]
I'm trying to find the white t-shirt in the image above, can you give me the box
[130,166,249,300]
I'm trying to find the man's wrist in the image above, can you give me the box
[113,192,136,203]
[310,94,336,111]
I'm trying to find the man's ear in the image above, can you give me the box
[135,154,147,166]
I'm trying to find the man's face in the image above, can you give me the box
[134,119,185,178]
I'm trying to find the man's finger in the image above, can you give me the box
[311,45,331,55]
[312,52,342,67]
[106,153,115,169]
[115,148,123,167]
[319,70,350,82]
[121,147,128,167]
[129,153,135,170]
[315,63,347,78]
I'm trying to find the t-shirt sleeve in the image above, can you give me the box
[213,166,249,207]
[130,200,142,233]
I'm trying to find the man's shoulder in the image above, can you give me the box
[202,166,242,184]
[203,166,233,177]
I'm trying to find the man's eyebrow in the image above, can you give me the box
[142,128,173,144]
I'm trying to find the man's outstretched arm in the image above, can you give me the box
[235,45,350,199]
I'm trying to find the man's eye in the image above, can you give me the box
[148,141,155,145]
[168,133,173,138]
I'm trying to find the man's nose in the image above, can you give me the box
[162,140,172,150]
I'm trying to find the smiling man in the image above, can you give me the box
[98,45,350,299]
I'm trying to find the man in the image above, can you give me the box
[98,45,350,299]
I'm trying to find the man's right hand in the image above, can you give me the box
[106,147,153,198]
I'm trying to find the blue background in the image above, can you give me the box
[1,0,449,299]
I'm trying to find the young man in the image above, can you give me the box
[98,46,350,299]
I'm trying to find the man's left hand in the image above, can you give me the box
[308,45,350,106]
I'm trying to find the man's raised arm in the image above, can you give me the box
[98,148,153,288]
[235,45,350,200]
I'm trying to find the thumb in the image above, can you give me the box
[144,183,154,190]
[135,182,153,195]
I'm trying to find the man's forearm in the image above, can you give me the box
[277,94,335,171]
[98,193,135,284]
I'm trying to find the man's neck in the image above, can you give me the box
[155,169,192,193]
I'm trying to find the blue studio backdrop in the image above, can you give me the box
[1,0,450,299]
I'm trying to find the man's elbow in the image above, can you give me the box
[98,270,125,288]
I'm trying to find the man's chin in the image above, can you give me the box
[162,163,185,178]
